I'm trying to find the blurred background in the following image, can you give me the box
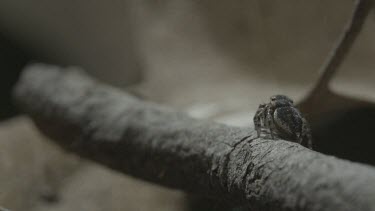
[0,0,375,210]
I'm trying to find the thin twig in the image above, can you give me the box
[311,0,372,96]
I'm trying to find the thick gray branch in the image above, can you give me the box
[13,64,375,211]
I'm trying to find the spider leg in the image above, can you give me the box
[266,107,276,139]
[253,104,266,137]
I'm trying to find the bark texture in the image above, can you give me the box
[13,64,375,211]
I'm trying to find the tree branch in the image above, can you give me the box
[13,64,375,211]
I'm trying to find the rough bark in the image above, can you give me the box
[13,64,375,211]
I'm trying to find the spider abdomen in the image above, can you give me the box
[273,107,303,140]
[253,95,312,148]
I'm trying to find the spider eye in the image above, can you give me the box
[271,97,276,101]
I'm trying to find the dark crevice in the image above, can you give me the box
[312,106,375,166]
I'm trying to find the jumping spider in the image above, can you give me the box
[253,95,312,149]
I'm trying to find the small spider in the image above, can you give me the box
[253,95,312,149]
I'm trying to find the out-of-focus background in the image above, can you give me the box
[0,1,375,210]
